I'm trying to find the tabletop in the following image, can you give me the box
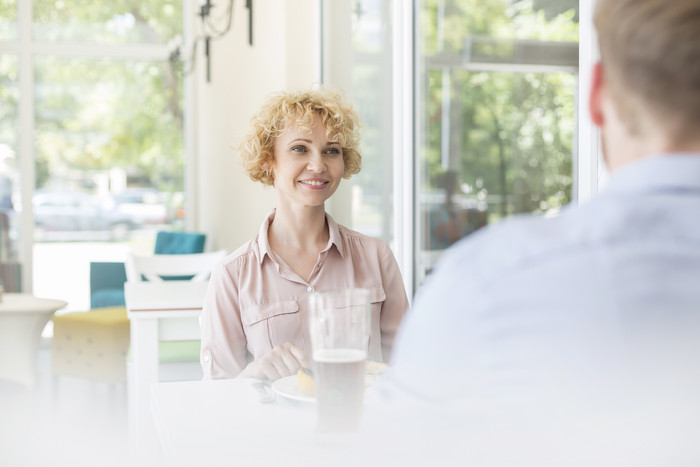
[150,378,356,467]
[0,293,68,314]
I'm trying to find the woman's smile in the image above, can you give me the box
[299,178,329,189]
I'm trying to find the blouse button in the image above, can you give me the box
[307,286,314,292]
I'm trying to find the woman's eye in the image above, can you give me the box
[291,146,306,153]
[325,147,341,155]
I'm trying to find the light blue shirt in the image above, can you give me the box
[351,155,700,466]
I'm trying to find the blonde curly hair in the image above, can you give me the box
[239,88,362,186]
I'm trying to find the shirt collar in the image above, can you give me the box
[257,209,276,264]
[602,153,700,196]
[325,212,345,258]
[257,209,345,264]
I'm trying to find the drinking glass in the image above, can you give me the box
[307,288,371,434]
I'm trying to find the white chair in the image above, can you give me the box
[125,249,227,382]
[125,249,227,283]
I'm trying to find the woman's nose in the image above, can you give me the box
[306,152,325,173]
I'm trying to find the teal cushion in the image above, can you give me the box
[154,231,206,254]
[91,289,126,308]
[90,262,127,308]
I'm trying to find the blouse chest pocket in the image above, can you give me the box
[366,285,386,362]
[241,300,299,326]
[368,285,386,322]
[240,300,301,352]
[368,285,386,305]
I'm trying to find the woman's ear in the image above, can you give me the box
[589,61,606,128]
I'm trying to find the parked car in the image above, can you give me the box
[33,190,135,241]
[113,188,168,226]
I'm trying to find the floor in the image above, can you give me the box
[0,339,129,467]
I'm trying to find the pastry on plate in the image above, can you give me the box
[296,361,389,396]
[297,367,316,396]
[364,360,389,386]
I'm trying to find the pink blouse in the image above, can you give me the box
[200,210,409,379]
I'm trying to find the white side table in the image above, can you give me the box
[0,293,67,388]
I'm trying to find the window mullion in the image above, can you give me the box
[18,0,35,292]
[576,0,602,203]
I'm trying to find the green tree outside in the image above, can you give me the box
[26,1,184,195]
[420,0,579,225]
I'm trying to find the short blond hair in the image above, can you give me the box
[239,89,362,186]
[594,0,700,142]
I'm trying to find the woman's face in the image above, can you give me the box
[270,114,345,210]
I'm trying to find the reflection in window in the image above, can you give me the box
[416,0,579,283]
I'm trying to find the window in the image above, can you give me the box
[0,1,185,311]
[415,0,580,285]
[331,0,585,295]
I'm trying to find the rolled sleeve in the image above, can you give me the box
[377,243,410,363]
[200,259,248,379]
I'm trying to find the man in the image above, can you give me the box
[351,0,700,465]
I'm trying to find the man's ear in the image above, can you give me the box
[589,61,605,127]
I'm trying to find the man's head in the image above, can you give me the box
[591,0,700,167]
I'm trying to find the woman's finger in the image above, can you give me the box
[287,343,312,369]
[259,358,282,381]
[278,349,303,376]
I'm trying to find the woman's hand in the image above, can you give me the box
[238,342,311,381]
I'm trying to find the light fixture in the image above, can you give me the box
[168,0,253,83]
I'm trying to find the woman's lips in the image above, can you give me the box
[299,179,329,189]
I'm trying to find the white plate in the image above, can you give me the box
[271,375,315,403]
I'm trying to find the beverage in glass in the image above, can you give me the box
[308,288,371,434]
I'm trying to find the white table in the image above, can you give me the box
[0,293,67,388]
[124,280,209,463]
[150,379,353,467]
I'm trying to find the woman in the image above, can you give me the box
[200,89,409,381]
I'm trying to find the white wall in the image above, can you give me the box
[191,0,322,252]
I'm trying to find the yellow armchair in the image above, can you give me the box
[51,306,129,383]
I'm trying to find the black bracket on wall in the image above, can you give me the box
[246,0,253,46]
[168,0,250,82]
